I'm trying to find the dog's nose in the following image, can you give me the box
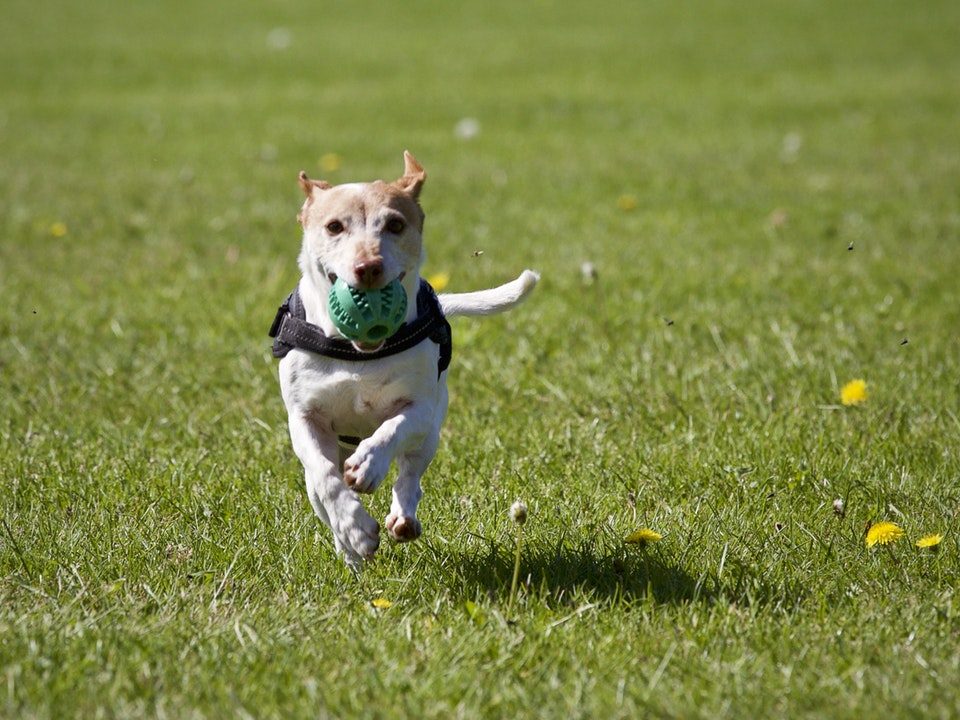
[354,258,384,287]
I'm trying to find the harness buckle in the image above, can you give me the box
[268,300,290,339]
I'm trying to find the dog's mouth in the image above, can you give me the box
[325,270,408,353]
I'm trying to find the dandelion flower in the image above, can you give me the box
[507,501,528,614]
[840,379,868,406]
[509,500,527,525]
[625,528,662,546]
[426,271,450,292]
[916,534,943,550]
[580,261,598,285]
[266,27,292,51]
[865,521,904,548]
[50,222,68,237]
[454,117,481,140]
[320,152,342,173]
[617,194,638,211]
[370,597,393,609]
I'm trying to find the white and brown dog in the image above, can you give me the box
[272,152,538,569]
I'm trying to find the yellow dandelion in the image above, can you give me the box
[426,271,450,292]
[625,528,662,546]
[916,533,943,550]
[370,597,393,609]
[320,152,342,173]
[840,379,868,406]
[617,194,638,211]
[464,599,484,623]
[865,521,904,548]
[50,222,68,237]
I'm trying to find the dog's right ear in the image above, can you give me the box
[298,171,331,197]
[297,172,331,224]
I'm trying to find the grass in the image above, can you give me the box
[2,0,960,716]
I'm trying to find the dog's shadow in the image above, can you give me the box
[445,535,706,606]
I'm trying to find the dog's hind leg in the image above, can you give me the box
[385,427,439,542]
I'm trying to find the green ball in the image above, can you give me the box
[327,277,408,344]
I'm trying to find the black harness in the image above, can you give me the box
[269,279,452,377]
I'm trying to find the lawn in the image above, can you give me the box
[2,0,960,717]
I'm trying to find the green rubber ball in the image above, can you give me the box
[327,277,408,344]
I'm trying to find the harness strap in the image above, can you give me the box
[269,279,452,377]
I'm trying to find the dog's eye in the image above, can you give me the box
[385,218,405,235]
[326,220,344,235]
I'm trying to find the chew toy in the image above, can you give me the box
[327,278,407,344]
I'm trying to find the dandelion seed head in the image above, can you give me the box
[580,261,597,284]
[780,131,802,162]
[454,118,481,140]
[266,27,292,51]
[509,500,527,525]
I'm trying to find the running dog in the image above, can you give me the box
[270,152,538,568]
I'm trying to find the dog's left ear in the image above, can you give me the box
[298,171,331,197]
[394,151,426,200]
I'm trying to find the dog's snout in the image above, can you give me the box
[354,258,384,287]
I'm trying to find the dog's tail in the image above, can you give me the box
[438,269,540,318]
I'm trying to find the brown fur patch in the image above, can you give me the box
[393,150,426,200]
[298,179,425,232]
[297,172,333,224]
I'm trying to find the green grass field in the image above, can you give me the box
[2,0,960,716]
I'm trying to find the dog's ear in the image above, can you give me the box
[297,171,331,224]
[298,171,331,197]
[394,151,426,200]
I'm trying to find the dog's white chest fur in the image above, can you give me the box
[279,342,443,439]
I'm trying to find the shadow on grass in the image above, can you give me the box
[446,535,808,608]
[449,536,703,605]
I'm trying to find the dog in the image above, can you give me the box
[271,151,538,569]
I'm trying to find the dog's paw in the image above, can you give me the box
[343,443,391,494]
[385,512,422,543]
[333,498,380,567]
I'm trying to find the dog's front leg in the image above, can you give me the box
[343,402,436,494]
[287,411,380,569]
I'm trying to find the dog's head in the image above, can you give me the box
[296,151,426,293]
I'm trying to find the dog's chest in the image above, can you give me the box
[280,344,441,436]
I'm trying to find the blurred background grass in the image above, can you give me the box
[1,0,959,717]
